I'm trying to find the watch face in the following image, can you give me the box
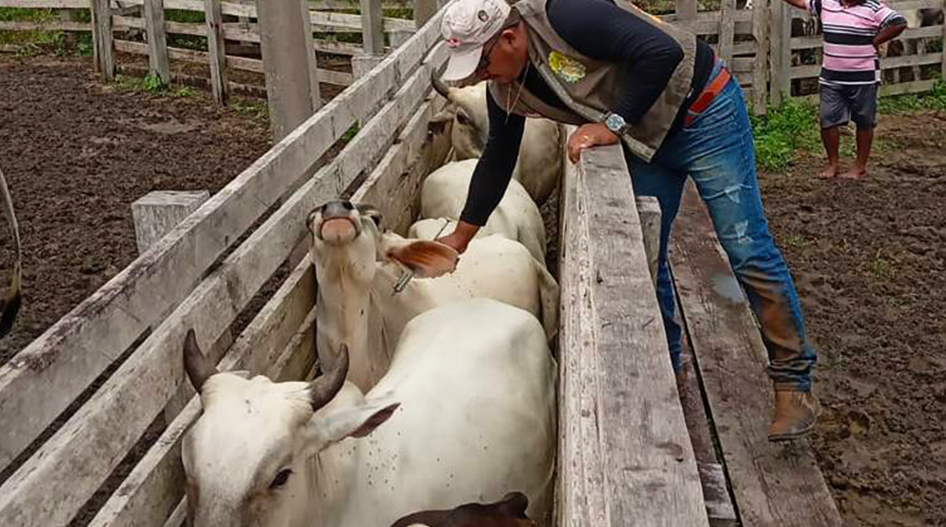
[606,114,624,132]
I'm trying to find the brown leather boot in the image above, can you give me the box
[768,390,821,442]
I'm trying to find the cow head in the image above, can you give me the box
[430,75,490,160]
[306,200,459,390]
[181,330,400,527]
[306,200,459,287]
[390,492,538,527]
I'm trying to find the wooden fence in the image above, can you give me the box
[0,0,434,100]
[2,0,943,111]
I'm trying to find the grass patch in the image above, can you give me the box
[877,78,946,114]
[232,99,269,120]
[111,73,202,98]
[750,98,820,171]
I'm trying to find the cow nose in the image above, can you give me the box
[322,200,355,219]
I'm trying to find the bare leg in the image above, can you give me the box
[840,127,872,179]
[819,126,840,178]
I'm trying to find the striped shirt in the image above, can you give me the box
[806,0,907,85]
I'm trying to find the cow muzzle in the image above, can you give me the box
[315,201,361,245]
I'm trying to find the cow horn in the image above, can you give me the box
[0,166,22,339]
[430,70,452,101]
[309,344,349,411]
[183,329,218,393]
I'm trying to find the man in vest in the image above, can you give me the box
[434,0,820,441]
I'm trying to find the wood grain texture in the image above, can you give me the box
[0,12,443,477]
[556,138,709,527]
[669,183,843,527]
[144,0,170,84]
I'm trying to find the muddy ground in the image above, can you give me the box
[0,54,273,363]
[758,110,946,527]
[1,53,944,527]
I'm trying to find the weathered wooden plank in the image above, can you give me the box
[204,0,229,103]
[413,0,437,28]
[94,76,443,527]
[360,0,385,55]
[112,39,355,85]
[750,0,769,113]
[717,0,736,65]
[0,58,437,526]
[351,91,449,234]
[0,20,90,31]
[0,10,443,476]
[87,260,316,527]
[0,0,88,7]
[770,0,792,103]
[791,25,942,50]
[676,0,698,21]
[791,52,943,79]
[91,0,115,80]
[143,0,170,84]
[555,125,609,527]
[557,140,709,527]
[698,462,739,526]
[669,183,843,527]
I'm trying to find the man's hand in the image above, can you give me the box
[435,220,480,255]
[567,123,620,164]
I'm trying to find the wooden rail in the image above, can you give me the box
[670,183,844,527]
[0,6,444,493]
[556,139,710,526]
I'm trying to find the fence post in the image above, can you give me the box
[204,0,229,103]
[751,0,769,114]
[90,0,115,80]
[256,0,321,140]
[769,0,791,105]
[353,0,386,78]
[676,0,697,22]
[414,0,438,28]
[718,0,736,64]
[144,0,171,85]
[941,13,946,79]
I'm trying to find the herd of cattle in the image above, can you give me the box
[179,80,567,527]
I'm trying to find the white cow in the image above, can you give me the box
[410,159,547,265]
[180,298,557,527]
[430,78,563,206]
[308,200,558,393]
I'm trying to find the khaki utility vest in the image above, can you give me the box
[487,0,698,161]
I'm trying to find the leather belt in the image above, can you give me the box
[684,65,732,128]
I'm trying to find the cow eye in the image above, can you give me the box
[456,111,472,126]
[270,469,292,489]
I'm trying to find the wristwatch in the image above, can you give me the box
[604,112,627,135]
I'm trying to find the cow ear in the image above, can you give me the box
[381,234,458,279]
[428,109,455,135]
[306,402,401,451]
[497,492,530,519]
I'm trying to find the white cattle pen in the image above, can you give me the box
[0,4,730,527]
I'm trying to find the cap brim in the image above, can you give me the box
[441,46,484,82]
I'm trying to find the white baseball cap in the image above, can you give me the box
[440,0,512,81]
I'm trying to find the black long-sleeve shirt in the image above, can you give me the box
[460,0,715,226]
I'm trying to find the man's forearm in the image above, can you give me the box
[874,22,907,48]
[779,0,808,10]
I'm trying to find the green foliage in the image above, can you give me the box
[750,98,820,171]
[113,74,177,96]
[232,99,269,120]
[877,78,946,114]
[341,122,360,143]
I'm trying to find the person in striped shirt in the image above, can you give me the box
[781,0,906,178]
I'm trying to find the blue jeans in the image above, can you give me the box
[626,67,817,392]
